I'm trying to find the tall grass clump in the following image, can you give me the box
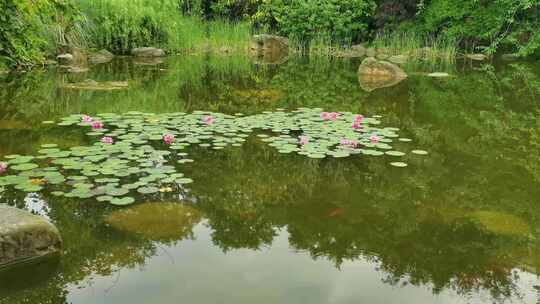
[207,20,251,51]
[372,31,457,63]
[78,0,195,54]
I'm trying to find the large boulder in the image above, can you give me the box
[357,57,407,92]
[132,47,165,57]
[249,34,289,62]
[89,49,114,64]
[0,205,62,268]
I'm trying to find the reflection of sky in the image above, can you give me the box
[66,223,539,304]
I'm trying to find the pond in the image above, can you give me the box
[0,54,539,304]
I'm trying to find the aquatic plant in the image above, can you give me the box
[91,121,103,130]
[202,115,215,125]
[0,108,428,205]
[101,136,114,144]
[163,134,175,145]
[299,136,309,146]
[0,162,7,174]
[81,115,93,123]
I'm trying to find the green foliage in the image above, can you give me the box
[0,0,78,66]
[417,0,540,55]
[255,0,376,45]
[78,0,185,54]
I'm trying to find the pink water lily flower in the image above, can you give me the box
[354,114,364,122]
[340,139,358,148]
[202,115,215,125]
[370,134,379,143]
[320,112,330,120]
[163,134,175,145]
[81,115,93,123]
[100,136,113,144]
[352,122,361,129]
[329,112,338,121]
[91,121,103,130]
[0,162,7,174]
[299,135,309,145]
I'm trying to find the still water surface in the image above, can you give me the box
[0,54,539,303]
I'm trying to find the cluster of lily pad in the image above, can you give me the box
[0,108,427,206]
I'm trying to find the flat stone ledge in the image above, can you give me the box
[0,205,62,268]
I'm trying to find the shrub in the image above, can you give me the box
[255,0,376,45]
[0,0,79,66]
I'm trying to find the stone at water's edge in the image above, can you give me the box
[89,49,114,64]
[0,205,62,268]
[56,54,73,65]
[357,57,407,92]
[249,34,289,64]
[132,47,166,57]
[466,53,488,61]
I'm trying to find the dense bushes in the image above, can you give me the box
[255,0,376,45]
[0,0,76,67]
[417,0,540,56]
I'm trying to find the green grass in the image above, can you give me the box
[372,31,457,63]
[77,0,251,55]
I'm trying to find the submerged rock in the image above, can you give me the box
[469,211,530,237]
[0,205,62,268]
[104,203,202,242]
[89,49,114,64]
[132,47,165,57]
[466,53,488,61]
[61,79,128,91]
[357,57,407,92]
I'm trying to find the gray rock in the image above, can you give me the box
[132,47,165,57]
[0,205,62,268]
[89,49,114,64]
[56,54,73,65]
[357,57,407,92]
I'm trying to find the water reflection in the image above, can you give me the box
[0,54,539,303]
